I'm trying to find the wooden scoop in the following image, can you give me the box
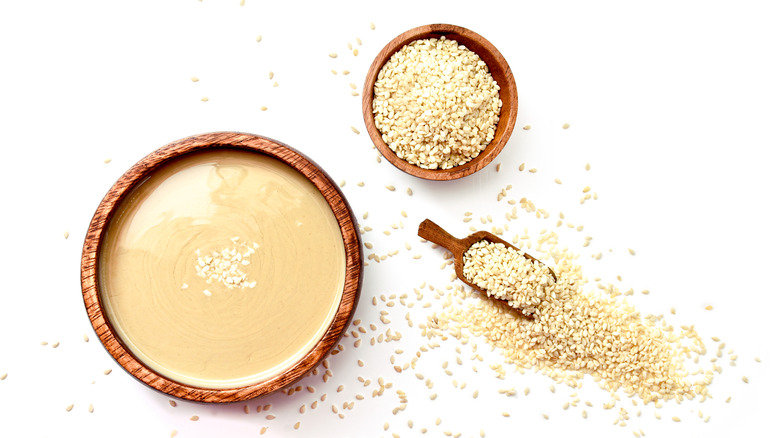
[417,219,557,294]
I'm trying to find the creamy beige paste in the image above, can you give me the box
[99,149,346,389]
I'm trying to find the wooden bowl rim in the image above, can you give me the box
[80,131,363,403]
[362,23,518,181]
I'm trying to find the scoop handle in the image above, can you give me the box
[417,219,464,255]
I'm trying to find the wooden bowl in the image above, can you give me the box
[362,23,518,181]
[80,132,363,403]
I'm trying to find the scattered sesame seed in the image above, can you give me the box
[562,123,570,129]
[66,404,74,412]
[329,53,338,58]
[64,231,70,239]
[256,35,262,42]
[351,126,360,134]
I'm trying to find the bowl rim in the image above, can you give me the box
[361,23,518,181]
[80,131,363,403]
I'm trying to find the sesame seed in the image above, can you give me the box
[329,53,338,58]
[256,35,262,42]
[351,126,360,134]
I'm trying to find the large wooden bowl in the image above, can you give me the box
[362,23,518,181]
[80,132,363,403]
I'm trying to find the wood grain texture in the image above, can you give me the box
[362,23,518,181]
[81,132,363,403]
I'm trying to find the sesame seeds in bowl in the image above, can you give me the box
[362,24,518,181]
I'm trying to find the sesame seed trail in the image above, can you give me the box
[426,223,717,406]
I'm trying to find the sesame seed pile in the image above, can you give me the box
[372,36,502,169]
[434,232,713,405]
[194,238,259,292]
[463,240,555,316]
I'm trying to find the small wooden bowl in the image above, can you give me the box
[362,23,518,181]
[80,132,363,403]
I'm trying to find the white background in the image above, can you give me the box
[1,1,779,437]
